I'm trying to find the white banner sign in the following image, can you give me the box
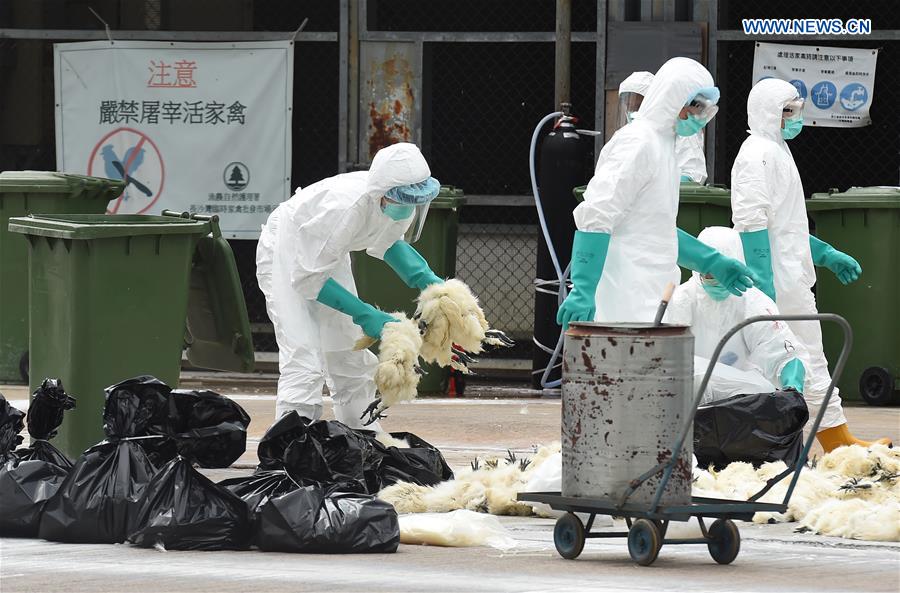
[752,42,877,128]
[54,40,293,239]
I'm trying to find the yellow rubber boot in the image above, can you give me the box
[816,423,893,453]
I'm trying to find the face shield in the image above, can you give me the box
[616,91,645,129]
[676,87,720,137]
[382,176,440,243]
[780,97,805,140]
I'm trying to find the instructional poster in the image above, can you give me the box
[55,40,294,239]
[752,42,878,128]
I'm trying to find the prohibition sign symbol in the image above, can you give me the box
[87,127,166,214]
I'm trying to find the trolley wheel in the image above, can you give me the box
[553,512,586,560]
[707,519,741,565]
[859,367,899,406]
[627,518,662,566]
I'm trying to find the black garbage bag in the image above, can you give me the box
[128,456,251,551]
[14,378,76,469]
[0,386,74,537]
[0,394,25,459]
[694,390,810,471]
[163,389,251,468]
[220,469,299,521]
[38,378,168,543]
[256,412,311,470]
[374,432,454,487]
[105,376,176,467]
[256,486,399,553]
[282,420,383,494]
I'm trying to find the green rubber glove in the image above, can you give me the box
[779,358,806,393]
[677,228,758,296]
[809,235,862,285]
[556,230,610,330]
[739,229,776,301]
[384,240,443,290]
[316,278,396,339]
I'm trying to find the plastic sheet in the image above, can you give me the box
[128,456,251,551]
[375,431,454,487]
[694,390,809,470]
[256,486,399,553]
[398,510,517,550]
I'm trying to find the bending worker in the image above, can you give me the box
[618,70,709,183]
[256,143,446,429]
[559,57,756,326]
[730,78,891,451]
[665,226,806,400]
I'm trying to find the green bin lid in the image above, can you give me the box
[679,182,731,205]
[8,214,209,239]
[574,183,732,206]
[808,186,900,210]
[185,231,255,374]
[0,171,125,201]
[431,185,466,209]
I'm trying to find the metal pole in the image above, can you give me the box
[594,0,607,152]
[338,0,349,173]
[555,0,572,110]
[348,0,361,167]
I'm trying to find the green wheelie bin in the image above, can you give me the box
[573,182,733,282]
[351,186,466,394]
[9,211,255,457]
[0,172,125,383]
[807,187,900,406]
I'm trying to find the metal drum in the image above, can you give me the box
[561,322,694,506]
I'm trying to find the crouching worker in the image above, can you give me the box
[255,143,443,430]
[665,226,891,453]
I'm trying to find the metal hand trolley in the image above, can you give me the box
[518,314,851,566]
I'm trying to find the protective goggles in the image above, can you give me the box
[685,87,721,124]
[782,98,805,121]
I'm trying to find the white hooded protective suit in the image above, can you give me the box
[618,71,708,184]
[575,57,714,322]
[730,78,846,429]
[665,227,804,404]
[256,143,431,425]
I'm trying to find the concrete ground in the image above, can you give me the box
[1,374,899,592]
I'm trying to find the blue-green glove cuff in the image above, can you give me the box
[780,358,806,393]
[556,230,610,330]
[739,229,776,301]
[808,235,834,267]
[384,240,443,291]
[316,278,395,339]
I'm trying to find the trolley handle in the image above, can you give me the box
[634,314,852,514]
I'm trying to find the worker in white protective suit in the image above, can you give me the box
[617,71,709,183]
[665,227,808,405]
[559,57,757,326]
[256,143,445,429]
[730,78,892,452]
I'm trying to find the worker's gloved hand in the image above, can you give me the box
[557,230,610,330]
[316,277,397,340]
[384,240,443,291]
[809,235,862,286]
[677,228,758,297]
[738,229,776,301]
[779,358,806,393]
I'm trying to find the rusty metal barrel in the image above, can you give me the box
[561,322,694,507]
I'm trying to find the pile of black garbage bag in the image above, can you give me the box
[0,379,75,536]
[694,390,810,470]
[0,375,453,555]
[221,410,453,553]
